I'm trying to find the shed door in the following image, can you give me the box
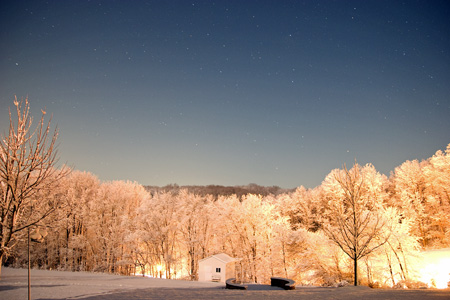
[204,265,212,281]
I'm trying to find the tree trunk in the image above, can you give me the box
[390,243,406,281]
[354,257,358,286]
[281,242,288,278]
[0,252,3,280]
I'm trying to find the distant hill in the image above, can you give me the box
[144,183,295,199]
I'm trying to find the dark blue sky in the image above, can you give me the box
[1,0,449,188]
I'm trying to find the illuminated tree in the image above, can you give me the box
[177,190,214,280]
[136,191,181,279]
[287,227,346,286]
[0,97,69,277]
[56,171,100,271]
[83,180,147,274]
[423,144,450,247]
[276,186,324,231]
[322,163,391,286]
[214,194,290,283]
[390,159,431,247]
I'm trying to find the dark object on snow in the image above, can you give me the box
[270,277,296,290]
[225,278,247,290]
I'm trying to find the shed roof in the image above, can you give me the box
[199,253,237,264]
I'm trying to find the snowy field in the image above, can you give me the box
[1,267,449,300]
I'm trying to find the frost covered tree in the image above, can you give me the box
[422,144,450,247]
[0,98,69,277]
[214,194,290,283]
[380,209,420,287]
[61,171,100,271]
[322,163,392,286]
[354,207,421,287]
[25,177,148,274]
[390,144,450,248]
[276,186,323,231]
[288,228,347,285]
[177,190,214,280]
[136,191,181,279]
[86,180,146,274]
[390,159,431,247]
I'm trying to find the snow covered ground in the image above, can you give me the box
[1,267,449,300]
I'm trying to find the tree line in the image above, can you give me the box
[1,99,449,287]
[5,146,450,287]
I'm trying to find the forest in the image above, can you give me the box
[4,144,450,288]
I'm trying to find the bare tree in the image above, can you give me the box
[322,163,391,286]
[0,97,69,277]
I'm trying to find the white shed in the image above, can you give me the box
[198,253,237,283]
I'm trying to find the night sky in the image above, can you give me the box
[1,0,449,188]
